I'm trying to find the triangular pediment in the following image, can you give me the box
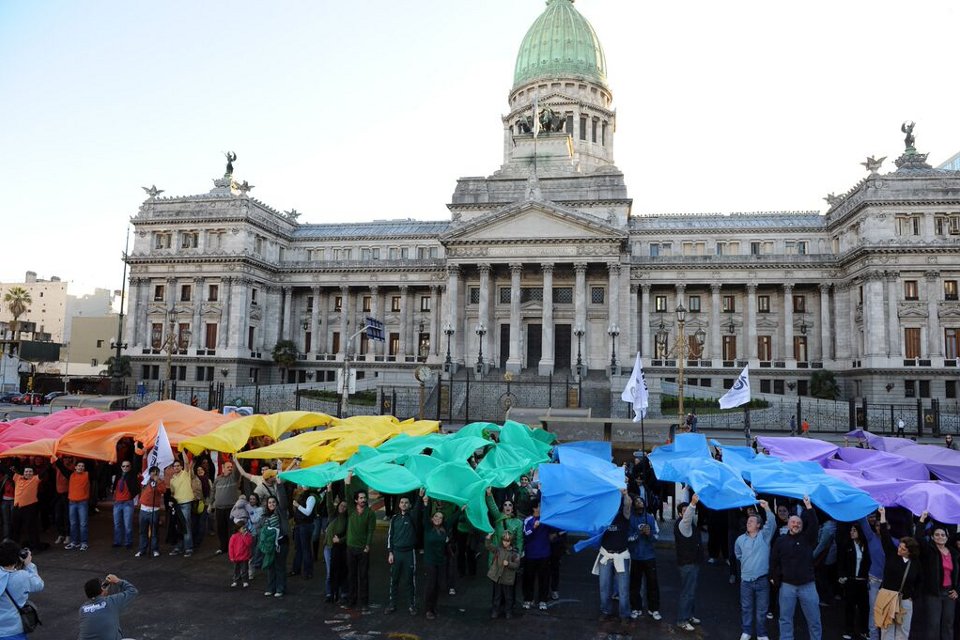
[441,200,626,244]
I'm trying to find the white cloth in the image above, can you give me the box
[719,365,751,409]
[591,547,631,575]
[620,353,649,422]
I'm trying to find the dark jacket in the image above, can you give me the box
[879,523,921,600]
[913,524,960,596]
[770,507,819,586]
[838,537,871,581]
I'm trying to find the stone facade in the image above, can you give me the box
[123,2,960,406]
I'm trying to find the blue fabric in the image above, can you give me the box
[539,447,624,541]
[555,441,611,462]
[649,434,756,509]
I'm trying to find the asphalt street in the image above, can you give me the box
[27,510,849,640]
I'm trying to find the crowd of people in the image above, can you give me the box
[2,433,960,640]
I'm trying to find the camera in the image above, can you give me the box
[18,548,29,560]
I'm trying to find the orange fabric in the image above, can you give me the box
[68,472,90,502]
[55,400,238,463]
[13,474,39,507]
[0,438,59,461]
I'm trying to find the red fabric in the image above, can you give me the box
[228,531,254,562]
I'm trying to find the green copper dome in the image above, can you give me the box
[513,0,607,89]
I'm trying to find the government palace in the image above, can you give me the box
[124,0,960,407]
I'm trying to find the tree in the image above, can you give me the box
[3,286,31,353]
[271,339,298,383]
[810,370,840,400]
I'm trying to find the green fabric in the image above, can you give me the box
[485,492,524,556]
[423,461,492,533]
[452,422,500,440]
[258,515,279,567]
[431,435,491,463]
[475,444,536,488]
[279,462,347,488]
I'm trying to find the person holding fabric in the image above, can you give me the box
[258,495,286,597]
[593,488,632,626]
[0,541,43,640]
[945,435,959,451]
[627,493,661,621]
[290,484,318,580]
[110,459,139,549]
[838,522,872,640]
[386,495,421,615]
[167,453,199,557]
[859,513,886,640]
[813,514,838,605]
[136,465,166,558]
[675,494,703,632]
[52,457,70,545]
[212,457,241,556]
[324,492,349,604]
[770,495,821,640]
[8,464,41,552]
[422,508,449,619]
[485,488,524,558]
[914,512,959,640]
[56,458,91,551]
[734,499,775,640]
[245,493,264,579]
[875,507,920,640]
[345,481,376,610]
[424,496,460,595]
[521,500,555,611]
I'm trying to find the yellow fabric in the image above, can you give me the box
[180,411,333,454]
[235,431,334,459]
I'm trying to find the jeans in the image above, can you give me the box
[740,575,770,636]
[598,556,631,619]
[779,581,822,640]
[324,545,333,596]
[138,509,161,553]
[880,598,912,640]
[292,523,314,577]
[69,500,89,545]
[112,499,134,546]
[629,558,660,612]
[677,564,700,623]
[868,577,881,640]
[176,502,194,552]
[925,593,955,640]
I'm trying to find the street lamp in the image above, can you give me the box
[656,304,706,428]
[475,323,486,375]
[574,324,585,378]
[109,336,128,395]
[607,325,620,375]
[162,309,190,401]
[443,322,455,373]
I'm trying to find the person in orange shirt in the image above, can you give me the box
[10,465,41,550]
[56,458,91,551]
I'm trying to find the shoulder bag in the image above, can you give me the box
[4,587,40,633]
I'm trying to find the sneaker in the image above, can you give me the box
[522,601,532,610]
[385,605,396,614]
[408,607,417,616]
[153,551,160,557]
[758,637,770,640]
[426,611,436,620]
[134,551,143,557]
[648,610,662,621]
[538,602,547,611]
[689,617,701,625]
[184,551,193,557]
[54,536,63,544]
[842,636,853,640]
[242,582,249,589]
[448,588,456,596]
[274,592,283,598]
[264,591,273,597]
[231,581,238,588]
[64,542,77,550]
[215,549,224,555]
[766,612,774,620]
[79,544,88,551]
[631,610,643,619]
[741,634,752,640]
[169,548,181,556]
[678,622,696,632]
[550,591,559,600]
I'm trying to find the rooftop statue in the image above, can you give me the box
[901,121,915,150]
[538,106,564,133]
[225,151,237,175]
[824,193,843,207]
[141,185,164,198]
[860,155,886,175]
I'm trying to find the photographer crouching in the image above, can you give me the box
[0,541,44,639]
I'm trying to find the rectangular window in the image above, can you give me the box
[904,280,919,300]
[470,287,480,304]
[687,295,701,313]
[362,296,372,313]
[751,241,761,256]
[205,323,217,349]
[400,247,408,259]
[389,248,398,260]
[195,366,213,382]
[334,296,343,312]
[919,380,931,398]
[389,333,400,356]
[420,296,431,312]
[649,244,659,257]
[591,287,605,304]
[254,236,263,255]
[151,323,163,349]
[687,334,703,359]
[247,326,255,350]
[793,295,806,313]
[181,232,198,249]
[154,285,165,302]
[945,280,958,301]
[905,327,922,359]
[797,241,807,255]
[429,247,438,258]
[947,380,957,399]
[391,296,401,312]
[332,332,341,354]
[655,295,667,312]
[154,233,171,249]
[760,379,772,394]
[722,295,736,313]
[520,288,543,303]
[417,247,428,259]
[565,114,574,135]
[579,115,587,141]
[601,121,607,146]
[716,242,726,256]
[794,336,808,361]
[177,323,190,350]
[946,328,960,360]
[207,284,219,302]
[553,287,572,304]
[361,248,372,260]
[758,295,770,313]
[722,335,737,360]
[499,288,511,304]
[758,336,772,361]
[180,285,192,302]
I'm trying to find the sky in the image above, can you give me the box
[1,0,958,293]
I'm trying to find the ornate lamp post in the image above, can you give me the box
[443,322,455,373]
[607,325,620,375]
[656,304,706,427]
[574,324,585,378]
[162,308,189,401]
[475,323,486,375]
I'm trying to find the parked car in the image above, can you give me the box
[43,391,68,404]
[0,393,20,403]
[12,393,43,405]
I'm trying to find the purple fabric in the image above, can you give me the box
[823,468,923,507]
[895,482,960,524]
[893,446,960,484]
[835,447,931,482]
[756,436,839,462]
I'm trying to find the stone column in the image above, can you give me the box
[229,278,245,350]
[607,263,621,368]
[446,266,460,365]
[926,271,942,357]
[399,285,409,360]
[629,283,639,358]
[430,285,439,357]
[478,264,491,366]
[506,263,522,373]
[640,284,651,358]
[819,284,832,361]
[127,277,141,349]
[885,274,900,358]
[139,278,151,350]
[863,273,886,358]
[746,284,758,360]
[191,277,204,350]
[310,286,321,356]
[281,287,293,341]
[834,283,851,360]
[539,263,555,375]
[339,286,349,359]
[783,284,794,362]
[218,277,230,349]
[166,277,176,311]
[711,284,722,360]
[574,263,587,367]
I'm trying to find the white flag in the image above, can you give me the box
[719,365,751,409]
[143,420,175,485]
[620,352,649,422]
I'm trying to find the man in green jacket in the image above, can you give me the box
[345,485,376,609]
[386,496,422,614]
